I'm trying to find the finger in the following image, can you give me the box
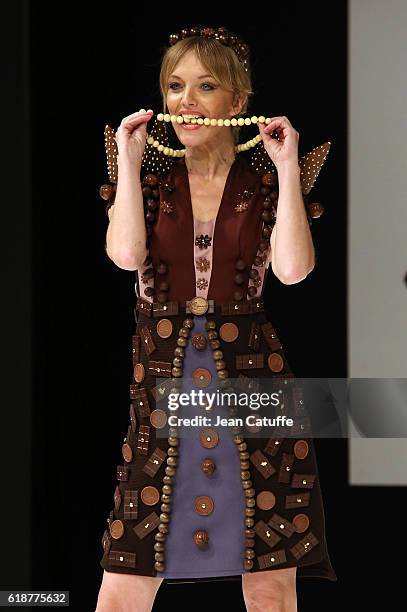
[123,115,152,128]
[267,115,291,124]
[122,109,153,121]
[263,119,283,132]
[120,110,153,124]
[264,116,293,130]
[117,113,153,133]
[258,122,275,137]
[258,122,276,134]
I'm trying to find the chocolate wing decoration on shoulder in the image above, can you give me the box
[140,116,178,179]
[98,124,118,216]
[298,141,331,222]
[298,141,331,195]
[99,117,178,216]
[247,138,332,223]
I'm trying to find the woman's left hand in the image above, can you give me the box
[258,115,299,170]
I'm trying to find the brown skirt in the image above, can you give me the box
[99,296,338,583]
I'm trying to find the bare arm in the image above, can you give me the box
[105,158,148,270]
[270,161,315,284]
[105,109,153,270]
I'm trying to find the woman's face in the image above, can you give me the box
[165,50,244,148]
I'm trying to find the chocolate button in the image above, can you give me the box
[191,333,207,350]
[219,322,239,342]
[156,318,173,338]
[193,529,209,547]
[150,409,168,429]
[292,513,309,533]
[194,495,214,516]
[268,353,284,372]
[200,428,219,448]
[110,519,125,539]
[189,296,209,315]
[99,183,115,200]
[201,457,216,475]
[141,486,160,506]
[294,440,309,459]
[199,397,214,414]
[246,422,262,434]
[256,491,276,510]
[192,367,212,388]
[308,202,324,218]
[122,442,133,463]
[134,363,145,383]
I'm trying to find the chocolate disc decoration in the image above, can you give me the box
[110,519,125,539]
[256,491,276,510]
[294,439,309,459]
[157,318,173,338]
[268,352,284,372]
[134,363,145,383]
[219,322,239,342]
[141,486,160,506]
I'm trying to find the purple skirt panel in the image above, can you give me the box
[156,314,247,579]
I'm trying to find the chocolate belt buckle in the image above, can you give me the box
[186,296,215,315]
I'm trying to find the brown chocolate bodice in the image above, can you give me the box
[145,155,273,303]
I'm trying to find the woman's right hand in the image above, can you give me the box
[114,109,154,167]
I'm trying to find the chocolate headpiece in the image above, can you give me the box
[168,25,250,72]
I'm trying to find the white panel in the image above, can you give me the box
[349,0,407,483]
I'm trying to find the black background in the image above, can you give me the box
[2,1,404,610]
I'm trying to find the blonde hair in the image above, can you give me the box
[159,36,254,145]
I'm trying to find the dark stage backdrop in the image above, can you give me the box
[6,1,399,611]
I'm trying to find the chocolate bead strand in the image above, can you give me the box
[246,172,279,299]
[154,428,180,572]
[233,258,247,302]
[154,356,185,572]
[234,433,256,570]
[171,318,194,378]
[155,260,170,304]
[140,172,175,301]
[154,314,195,571]
[204,319,231,388]
[154,317,191,572]
[136,172,159,300]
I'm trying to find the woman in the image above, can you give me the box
[96,26,336,612]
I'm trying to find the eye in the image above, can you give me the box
[168,82,216,91]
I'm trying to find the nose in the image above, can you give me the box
[180,85,197,108]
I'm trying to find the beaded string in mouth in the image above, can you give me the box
[104,110,332,198]
[138,108,276,157]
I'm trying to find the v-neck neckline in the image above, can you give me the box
[180,155,240,225]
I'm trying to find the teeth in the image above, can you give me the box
[181,114,203,125]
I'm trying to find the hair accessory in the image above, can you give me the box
[168,25,250,72]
